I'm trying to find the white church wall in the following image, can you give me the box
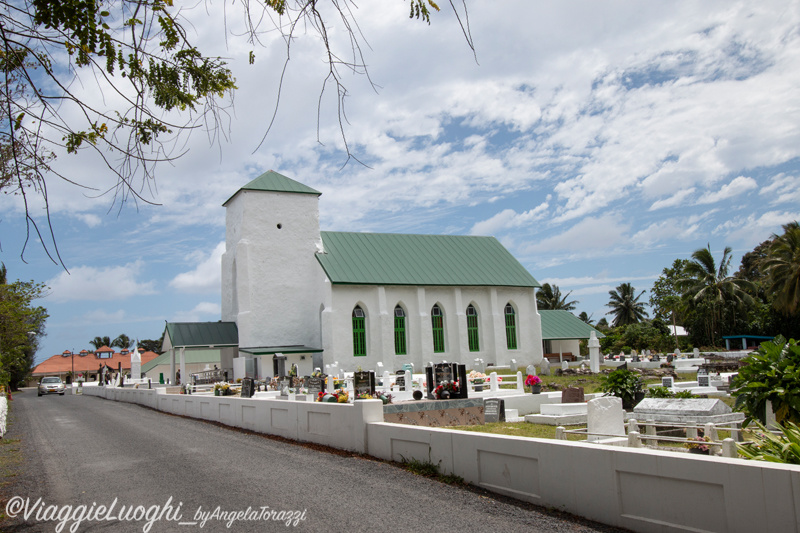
[325,285,542,372]
[222,190,324,351]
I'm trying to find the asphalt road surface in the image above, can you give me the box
[2,390,628,533]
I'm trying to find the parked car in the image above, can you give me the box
[38,377,66,396]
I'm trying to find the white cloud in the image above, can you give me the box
[528,215,630,253]
[172,302,221,322]
[649,188,695,211]
[170,242,225,293]
[760,173,800,205]
[469,202,549,236]
[46,262,157,303]
[697,176,757,205]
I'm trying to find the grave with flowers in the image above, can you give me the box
[425,363,468,400]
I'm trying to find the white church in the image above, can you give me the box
[158,171,597,382]
[219,170,545,377]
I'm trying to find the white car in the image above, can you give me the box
[38,377,66,396]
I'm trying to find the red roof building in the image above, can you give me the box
[31,348,160,383]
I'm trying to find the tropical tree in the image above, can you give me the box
[112,334,134,350]
[596,317,610,330]
[0,267,48,390]
[761,221,800,315]
[536,283,579,311]
[577,311,594,325]
[90,336,112,350]
[678,244,754,345]
[606,283,648,327]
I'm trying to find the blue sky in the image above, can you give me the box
[2,1,799,364]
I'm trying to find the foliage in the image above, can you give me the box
[2,0,469,266]
[761,221,800,315]
[599,321,671,353]
[673,390,695,399]
[678,244,754,346]
[648,386,674,398]
[0,269,48,390]
[599,368,644,406]
[685,436,712,452]
[111,334,134,350]
[577,311,594,325]
[89,336,112,350]
[536,283,578,311]
[138,335,163,353]
[737,420,800,464]
[606,283,648,328]
[732,336,800,427]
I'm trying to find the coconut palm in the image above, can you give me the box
[90,336,112,350]
[606,283,648,327]
[761,221,800,315]
[112,334,134,350]
[678,244,754,344]
[536,283,578,311]
[578,311,594,325]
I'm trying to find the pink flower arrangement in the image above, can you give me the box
[525,374,541,386]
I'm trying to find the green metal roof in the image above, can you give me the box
[239,345,323,355]
[540,310,605,340]
[141,349,224,373]
[223,170,321,205]
[315,231,540,287]
[164,322,239,348]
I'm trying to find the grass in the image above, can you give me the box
[401,457,465,485]
[455,421,587,441]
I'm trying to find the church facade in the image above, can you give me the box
[221,171,544,375]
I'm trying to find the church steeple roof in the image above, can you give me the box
[223,170,321,205]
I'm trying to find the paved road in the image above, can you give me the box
[2,390,627,532]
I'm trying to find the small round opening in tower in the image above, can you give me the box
[277,223,282,229]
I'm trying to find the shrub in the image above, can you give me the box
[673,390,695,399]
[599,368,644,407]
[737,421,800,464]
[648,386,673,398]
[732,336,800,427]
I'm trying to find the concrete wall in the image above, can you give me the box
[324,285,543,372]
[86,386,800,532]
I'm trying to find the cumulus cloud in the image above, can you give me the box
[46,262,157,303]
[170,242,225,293]
[469,202,549,236]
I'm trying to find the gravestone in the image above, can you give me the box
[241,377,255,398]
[280,377,292,396]
[587,396,625,442]
[395,370,406,391]
[539,358,551,376]
[693,348,700,358]
[618,362,628,370]
[662,376,675,388]
[698,374,710,387]
[561,360,569,371]
[652,354,660,362]
[484,398,505,423]
[619,355,626,361]
[425,363,468,399]
[306,376,325,397]
[526,364,537,376]
[562,387,585,403]
[666,354,674,363]
[354,371,376,396]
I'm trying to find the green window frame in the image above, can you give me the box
[505,303,517,350]
[431,304,445,353]
[394,306,407,355]
[466,304,480,352]
[352,306,366,357]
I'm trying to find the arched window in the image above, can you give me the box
[352,306,366,357]
[394,306,407,355]
[505,303,518,350]
[431,304,445,353]
[466,304,480,352]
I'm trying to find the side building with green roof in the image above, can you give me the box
[221,170,545,377]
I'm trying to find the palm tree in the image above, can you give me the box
[678,244,754,344]
[606,283,648,327]
[90,336,112,350]
[577,311,594,325]
[0,262,6,285]
[536,283,578,311]
[112,334,134,350]
[761,221,800,315]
